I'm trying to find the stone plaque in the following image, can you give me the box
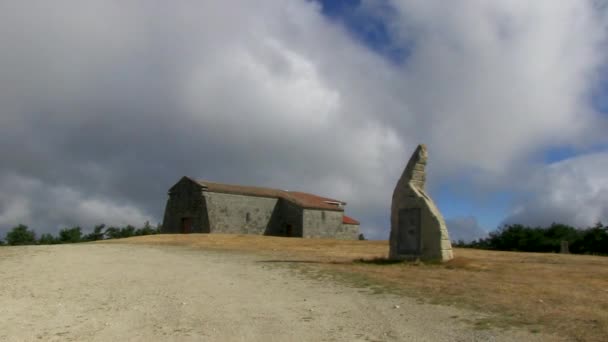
[397,208,421,254]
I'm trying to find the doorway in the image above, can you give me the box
[181,217,193,234]
[285,224,293,237]
[397,208,421,254]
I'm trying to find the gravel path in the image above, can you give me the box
[0,244,556,341]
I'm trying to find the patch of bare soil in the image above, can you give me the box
[0,240,558,341]
[108,234,608,341]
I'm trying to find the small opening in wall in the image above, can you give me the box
[285,224,293,237]
[322,211,326,221]
[246,212,251,223]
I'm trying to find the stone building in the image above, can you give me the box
[162,177,360,239]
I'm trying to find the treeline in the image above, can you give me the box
[0,222,162,246]
[454,222,608,255]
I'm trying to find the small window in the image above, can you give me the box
[246,212,251,223]
[322,211,326,221]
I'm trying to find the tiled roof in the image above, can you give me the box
[342,215,360,225]
[194,179,346,211]
[284,191,345,211]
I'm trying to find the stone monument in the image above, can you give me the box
[389,144,453,261]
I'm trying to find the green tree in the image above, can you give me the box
[119,225,136,238]
[104,226,121,239]
[6,224,36,245]
[38,233,59,245]
[59,226,82,243]
[135,221,156,236]
[579,222,608,255]
[83,224,106,241]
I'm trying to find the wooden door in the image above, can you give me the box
[285,224,293,237]
[181,217,193,234]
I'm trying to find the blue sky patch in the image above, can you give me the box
[542,146,579,164]
[433,181,515,234]
[314,0,410,64]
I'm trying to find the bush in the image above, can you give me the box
[6,224,36,245]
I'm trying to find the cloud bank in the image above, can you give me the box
[0,0,607,238]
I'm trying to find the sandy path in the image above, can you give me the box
[0,244,554,342]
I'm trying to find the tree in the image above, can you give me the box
[104,226,121,239]
[119,225,135,238]
[59,226,82,243]
[358,233,366,241]
[135,221,156,236]
[38,233,59,245]
[579,223,608,255]
[83,224,106,241]
[6,224,36,245]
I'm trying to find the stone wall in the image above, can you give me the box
[340,224,360,240]
[162,177,359,240]
[302,209,358,240]
[162,179,210,233]
[205,192,279,235]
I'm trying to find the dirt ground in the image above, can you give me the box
[117,234,608,341]
[0,243,560,342]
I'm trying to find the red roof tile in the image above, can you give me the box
[194,180,346,211]
[342,215,359,225]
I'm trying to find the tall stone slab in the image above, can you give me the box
[389,144,453,261]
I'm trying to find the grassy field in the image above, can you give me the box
[104,234,608,341]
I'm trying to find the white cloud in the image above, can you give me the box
[378,0,608,176]
[503,151,608,227]
[0,1,607,237]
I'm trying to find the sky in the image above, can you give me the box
[1,0,608,241]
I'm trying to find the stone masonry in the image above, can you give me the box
[162,177,360,240]
[389,145,454,261]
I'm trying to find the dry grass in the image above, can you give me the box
[103,234,608,341]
